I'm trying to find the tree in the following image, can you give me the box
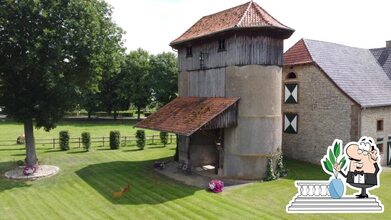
[0,0,124,166]
[79,90,101,119]
[99,69,130,119]
[123,49,152,119]
[149,52,178,106]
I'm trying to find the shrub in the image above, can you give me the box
[264,158,276,181]
[275,154,288,178]
[81,132,91,151]
[136,130,145,150]
[160,132,168,147]
[59,131,70,151]
[110,131,120,149]
[16,134,25,145]
[16,160,24,166]
[120,112,133,117]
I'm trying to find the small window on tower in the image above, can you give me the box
[287,72,297,79]
[377,119,384,131]
[218,39,226,52]
[186,46,193,57]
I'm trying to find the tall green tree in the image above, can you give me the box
[123,49,152,119]
[99,69,130,119]
[0,0,124,166]
[149,52,178,106]
[79,90,101,119]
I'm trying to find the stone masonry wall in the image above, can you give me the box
[282,64,358,164]
[361,106,391,166]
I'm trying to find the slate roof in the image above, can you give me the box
[170,1,294,47]
[135,97,240,136]
[284,39,391,108]
[370,47,391,79]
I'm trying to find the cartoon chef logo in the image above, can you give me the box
[334,136,381,198]
[286,136,384,213]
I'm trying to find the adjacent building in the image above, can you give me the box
[282,39,391,166]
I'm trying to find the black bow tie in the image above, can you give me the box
[353,170,364,176]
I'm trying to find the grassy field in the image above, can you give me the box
[0,120,391,219]
[0,119,164,149]
[0,119,160,140]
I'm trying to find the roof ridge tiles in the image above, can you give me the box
[170,1,293,47]
[237,1,253,27]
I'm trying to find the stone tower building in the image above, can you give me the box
[137,1,294,179]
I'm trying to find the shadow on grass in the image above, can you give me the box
[148,146,167,149]
[10,153,25,157]
[0,161,30,192]
[67,150,88,154]
[96,148,113,151]
[283,159,328,181]
[43,149,63,153]
[122,148,142,152]
[75,158,198,204]
[0,148,25,151]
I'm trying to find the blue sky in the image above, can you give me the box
[106,0,391,54]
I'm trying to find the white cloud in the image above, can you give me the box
[107,0,391,54]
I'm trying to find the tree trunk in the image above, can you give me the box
[114,110,117,120]
[24,119,37,166]
[137,107,141,120]
[88,111,91,119]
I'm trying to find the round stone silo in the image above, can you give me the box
[223,64,282,179]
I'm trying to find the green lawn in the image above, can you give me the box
[0,119,160,140]
[0,119,164,149]
[0,120,390,219]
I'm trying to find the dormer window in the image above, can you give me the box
[186,46,193,57]
[218,39,226,52]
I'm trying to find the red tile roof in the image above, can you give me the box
[283,39,313,66]
[135,97,240,136]
[170,1,294,47]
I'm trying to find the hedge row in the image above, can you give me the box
[57,130,172,151]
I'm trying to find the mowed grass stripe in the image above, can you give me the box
[113,173,199,220]
[90,161,176,219]
[136,180,221,219]
[28,185,65,219]
[130,148,281,218]
[129,170,247,219]
[69,180,113,219]
[58,180,105,219]
[72,163,164,219]
[39,182,85,219]
[14,187,47,220]
[2,119,391,219]
[0,190,26,220]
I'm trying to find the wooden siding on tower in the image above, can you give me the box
[189,68,225,97]
[178,34,283,72]
[203,102,238,130]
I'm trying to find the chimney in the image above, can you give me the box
[387,40,391,48]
